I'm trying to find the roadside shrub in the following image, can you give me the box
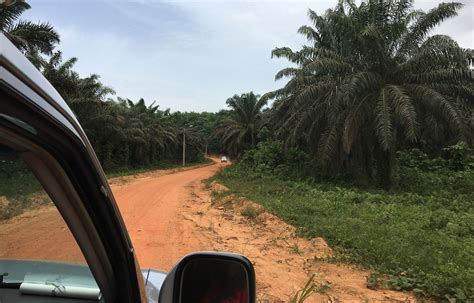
[240,140,284,171]
[441,142,474,171]
[397,142,474,172]
[238,141,318,180]
[397,148,445,171]
[241,205,258,219]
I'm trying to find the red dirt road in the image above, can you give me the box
[0,161,223,268]
[110,161,225,270]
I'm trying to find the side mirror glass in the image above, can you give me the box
[181,258,249,303]
[159,252,255,303]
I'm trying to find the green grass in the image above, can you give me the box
[0,160,42,198]
[0,159,50,220]
[215,166,474,301]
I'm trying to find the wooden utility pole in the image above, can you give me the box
[182,131,186,166]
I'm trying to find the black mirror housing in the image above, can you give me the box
[159,252,256,303]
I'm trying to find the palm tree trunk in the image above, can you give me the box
[376,149,394,190]
[348,148,370,186]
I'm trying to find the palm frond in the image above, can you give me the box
[0,0,30,29]
[386,85,418,141]
[275,67,299,81]
[398,2,463,57]
[5,20,60,55]
[375,88,393,150]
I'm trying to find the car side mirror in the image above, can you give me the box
[159,252,256,303]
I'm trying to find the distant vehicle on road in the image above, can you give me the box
[221,156,228,163]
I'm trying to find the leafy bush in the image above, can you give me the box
[441,142,474,171]
[239,141,319,180]
[397,142,474,172]
[397,148,446,171]
[240,141,285,171]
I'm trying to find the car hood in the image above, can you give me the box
[0,260,166,302]
[142,269,167,303]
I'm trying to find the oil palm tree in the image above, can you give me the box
[264,0,473,189]
[216,92,267,157]
[1,0,59,55]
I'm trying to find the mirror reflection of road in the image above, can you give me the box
[0,158,228,271]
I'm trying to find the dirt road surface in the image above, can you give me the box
[0,160,415,302]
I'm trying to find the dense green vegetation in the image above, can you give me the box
[216,141,474,300]
[2,0,472,169]
[5,0,470,181]
[262,0,473,189]
[1,0,218,220]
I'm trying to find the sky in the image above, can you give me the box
[24,0,474,113]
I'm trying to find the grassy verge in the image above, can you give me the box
[214,166,474,301]
[0,159,50,220]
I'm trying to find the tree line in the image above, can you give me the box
[2,0,472,187]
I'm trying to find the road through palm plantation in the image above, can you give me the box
[0,159,415,301]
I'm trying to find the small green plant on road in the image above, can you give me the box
[289,274,331,303]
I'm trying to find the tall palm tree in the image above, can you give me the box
[264,0,473,189]
[1,0,59,55]
[216,92,267,157]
